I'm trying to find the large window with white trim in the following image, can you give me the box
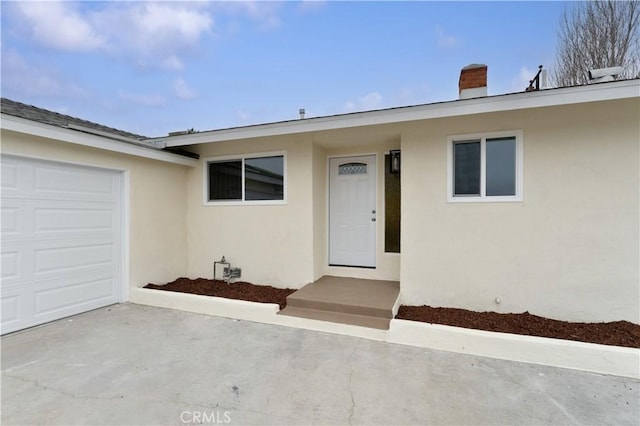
[204,152,286,205]
[447,131,523,202]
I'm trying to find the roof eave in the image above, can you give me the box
[157,79,640,148]
[1,114,198,167]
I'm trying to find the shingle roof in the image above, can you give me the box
[1,98,200,159]
[1,97,147,140]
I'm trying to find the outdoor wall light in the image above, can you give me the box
[390,150,401,174]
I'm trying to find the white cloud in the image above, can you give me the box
[0,48,88,98]
[15,1,106,52]
[343,92,383,112]
[173,78,197,100]
[118,90,166,107]
[11,1,213,71]
[214,1,282,30]
[162,55,184,71]
[8,1,293,73]
[94,2,213,70]
[436,25,458,48]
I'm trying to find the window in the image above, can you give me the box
[339,162,368,175]
[204,152,286,205]
[447,131,523,202]
[384,153,401,253]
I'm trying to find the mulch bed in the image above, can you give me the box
[144,278,640,348]
[397,305,640,349]
[144,277,295,310]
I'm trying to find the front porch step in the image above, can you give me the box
[278,306,392,330]
[278,275,400,330]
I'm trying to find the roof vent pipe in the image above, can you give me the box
[589,66,623,83]
[299,108,306,119]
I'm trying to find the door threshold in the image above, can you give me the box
[329,264,376,269]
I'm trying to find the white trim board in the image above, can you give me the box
[1,114,197,167]
[157,79,640,147]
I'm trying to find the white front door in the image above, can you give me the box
[1,155,123,334]
[329,155,376,267]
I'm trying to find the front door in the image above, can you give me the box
[329,155,376,267]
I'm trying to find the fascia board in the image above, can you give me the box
[158,79,640,147]
[0,114,197,167]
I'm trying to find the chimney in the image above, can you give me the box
[459,64,487,99]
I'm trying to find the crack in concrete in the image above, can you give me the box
[2,373,124,401]
[346,342,359,425]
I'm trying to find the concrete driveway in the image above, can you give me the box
[2,304,638,425]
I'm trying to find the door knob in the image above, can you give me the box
[371,218,376,222]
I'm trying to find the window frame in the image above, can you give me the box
[203,151,287,206]
[447,130,523,203]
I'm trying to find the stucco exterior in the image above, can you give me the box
[178,96,639,322]
[185,135,316,287]
[2,80,638,324]
[0,129,190,289]
[400,98,639,323]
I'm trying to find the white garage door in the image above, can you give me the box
[1,155,123,334]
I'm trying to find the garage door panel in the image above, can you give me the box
[35,243,114,275]
[34,165,117,201]
[3,239,116,285]
[1,296,20,325]
[35,206,115,232]
[1,161,19,191]
[1,155,123,335]
[2,199,117,236]
[34,277,116,316]
[1,250,21,279]
[1,206,20,234]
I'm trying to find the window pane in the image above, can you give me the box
[245,156,284,201]
[454,141,480,196]
[486,137,516,196]
[384,154,401,253]
[339,162,367,175]
[209,161,242,201]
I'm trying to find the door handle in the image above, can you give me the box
[371,217,376,222]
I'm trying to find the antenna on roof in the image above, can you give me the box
[526,65,544,92]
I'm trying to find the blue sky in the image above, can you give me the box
[1,1,568,137]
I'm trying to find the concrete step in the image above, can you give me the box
[279,276,400,330]
[278,306,392,330]
[285,295,393,319]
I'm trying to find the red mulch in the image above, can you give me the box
[144,278,640,348]
[144,277,295,309]
[397,305,640,349]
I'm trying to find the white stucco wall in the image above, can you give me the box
[400,98,639,323]
[185,131,404,287]
[185,135,316,288]
[0,130,190,289]
[312,143,327,282]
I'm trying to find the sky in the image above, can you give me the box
[1,1,570,138]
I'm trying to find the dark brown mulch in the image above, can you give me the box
[397,305,640,349]
[144,278,640,348]
[144,277,296,310]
